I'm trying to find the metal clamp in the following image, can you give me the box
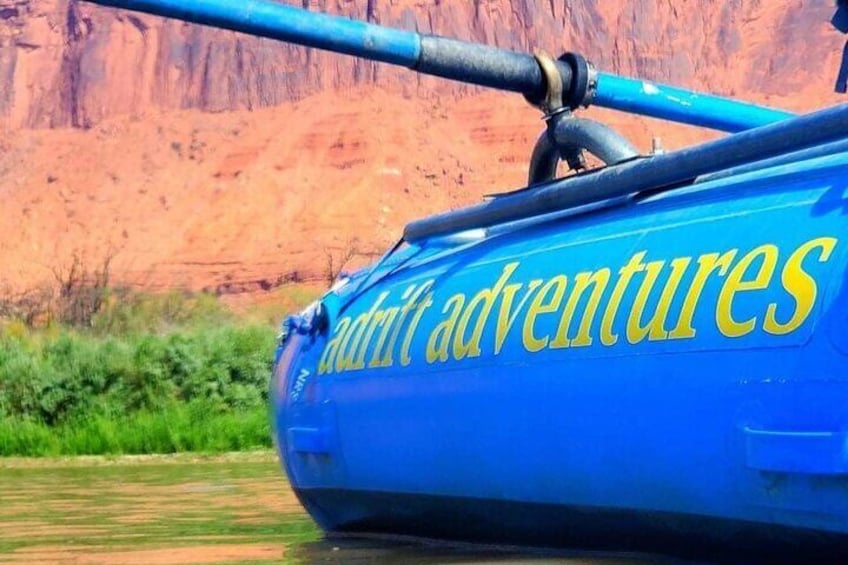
[526,50,597,115]
[530,50,568,116]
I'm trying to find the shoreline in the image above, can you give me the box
[0,449,278,469]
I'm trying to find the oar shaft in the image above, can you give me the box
[88,0,422,65]
[82,0,793,131]
[594,73,794,132]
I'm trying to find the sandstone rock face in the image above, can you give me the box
[1,1,846,295]
[1,0,843,129]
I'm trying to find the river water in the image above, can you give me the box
[0,454,690,564]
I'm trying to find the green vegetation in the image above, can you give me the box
[0,290,291,457]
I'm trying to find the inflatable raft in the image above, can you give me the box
[84,0,848,559]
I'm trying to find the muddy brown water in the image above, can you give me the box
[0,453,689,564]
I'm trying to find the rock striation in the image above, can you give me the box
[1,0,844,129]
[1,1,846,295]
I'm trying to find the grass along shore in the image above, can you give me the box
[0,403,272,457]
[0,288,315,457]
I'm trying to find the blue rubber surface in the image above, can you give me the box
[274,151,848,552]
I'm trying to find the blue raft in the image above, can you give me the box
[273,146,848,559]
[84,0,848,559]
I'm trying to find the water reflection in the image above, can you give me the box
[0,455,699,565]
[0,454,312,564]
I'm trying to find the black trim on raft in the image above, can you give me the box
[403,103,848,242]
[295,488,848,564]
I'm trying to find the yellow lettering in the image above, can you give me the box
[347,292,390,370]
[400,290,434,366]
[551,269,611,348]
[494,279,543,354]
[668,250,737,339]
[377,284,421,367]
[764,237,838,335]
[453,263,519,360]
[326,238,835,372]
[522,275,568,353]
[601,252,646,346]
[426,293,465,363]
[626,259,667,343]
[318,317,351,375]
[627,257,692,343]
[368,306,399,368]
[716,245,778,337]
[335,312,370,372]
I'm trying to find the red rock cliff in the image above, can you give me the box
[1,0,843,129]
[1,1,846,296]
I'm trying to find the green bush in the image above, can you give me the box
[0,290,282,456]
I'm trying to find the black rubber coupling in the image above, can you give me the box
[559,52,594,108]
